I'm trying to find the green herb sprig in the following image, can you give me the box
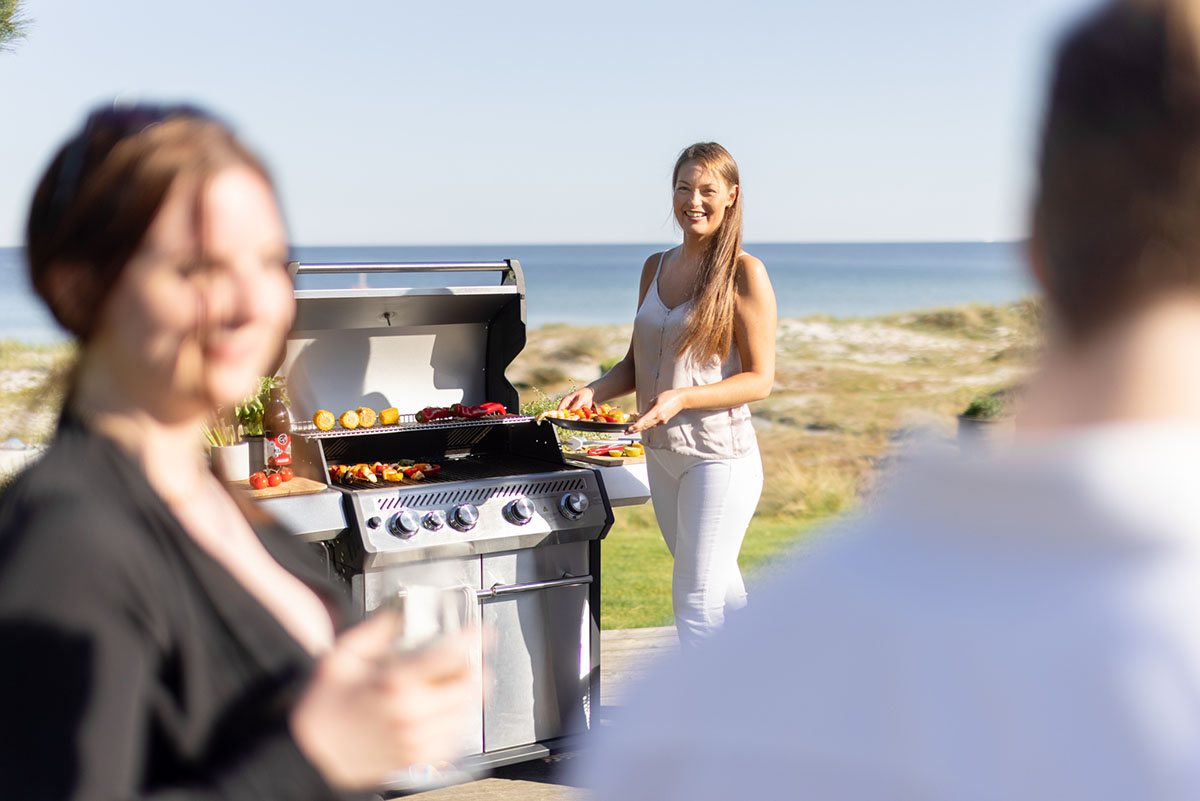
[235,376,290,436]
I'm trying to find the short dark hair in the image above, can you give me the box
[1034,0,1200,342]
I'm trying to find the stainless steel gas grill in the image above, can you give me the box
[268,261,613,772]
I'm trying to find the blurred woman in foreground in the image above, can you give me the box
[0,104,473,800]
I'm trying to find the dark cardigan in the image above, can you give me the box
[0,417,355,801]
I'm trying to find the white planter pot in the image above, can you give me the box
[210,442,250,482]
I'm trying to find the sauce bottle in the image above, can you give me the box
[263,384,292,468]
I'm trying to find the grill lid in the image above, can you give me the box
[280,261,525,424]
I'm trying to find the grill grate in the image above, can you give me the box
[330,455,575,501]
[294,414,533,440]
[298,414,535,461]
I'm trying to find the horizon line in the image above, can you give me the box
[0,238,1028,252]
[290,238,1027,248]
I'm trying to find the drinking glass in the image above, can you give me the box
[377,564,481,793]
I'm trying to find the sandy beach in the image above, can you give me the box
[506,301,1039,514]
[0,303,1040,490]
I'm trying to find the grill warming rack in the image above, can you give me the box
[294,414,537,457]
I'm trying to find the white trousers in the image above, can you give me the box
[645,444,763,649]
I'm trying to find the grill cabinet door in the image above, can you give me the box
[481,542,591,752]
[360,556,485,757]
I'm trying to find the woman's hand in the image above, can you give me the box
[627,388,688,433]
[290,612,477,790]
[558,386,596,411]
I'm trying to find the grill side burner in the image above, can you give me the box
[268,261,612,774]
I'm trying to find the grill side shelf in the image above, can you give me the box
[294,414,535,440]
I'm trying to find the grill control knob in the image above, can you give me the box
[449,503,479,532]
[504,497,535,526]
[423,510,447,531]
[559,491,589,520]
[387,509,420,539]
[366,516,382,529]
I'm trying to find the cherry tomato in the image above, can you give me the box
[267,473,283,487]
[249,472,269,490]
[278,467,294,482]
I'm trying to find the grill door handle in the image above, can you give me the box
[477,574,593,599]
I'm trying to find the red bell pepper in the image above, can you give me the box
[416,406,451,423]
[473,402,506,416]
[587,444,626,456]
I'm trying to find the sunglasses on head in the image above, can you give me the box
[49,103,218,216]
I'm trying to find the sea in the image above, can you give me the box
[0,242,1035,344]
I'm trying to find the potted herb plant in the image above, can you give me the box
[203,411,249,482]
[957,389,1016,452]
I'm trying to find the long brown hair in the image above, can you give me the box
[672,142,743,364]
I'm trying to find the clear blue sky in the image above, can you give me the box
[1,0,1099,247]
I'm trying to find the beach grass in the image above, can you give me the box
[0,301,1042,629]
[513,299,1042,627]
[0,339,75,445]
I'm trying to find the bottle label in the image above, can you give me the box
[266,432,292,467]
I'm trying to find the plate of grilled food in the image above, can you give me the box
[538,403,637,432]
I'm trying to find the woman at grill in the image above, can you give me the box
[0,103,474,800]
[559,142,777,649]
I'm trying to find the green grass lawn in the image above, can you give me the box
[599,506,820,630]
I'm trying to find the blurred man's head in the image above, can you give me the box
[1034,0,1200,344]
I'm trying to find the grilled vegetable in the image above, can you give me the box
[547,402,631,424]
[416,402,508,422]
[356,407,377,427]
[379,407,400,426]
[339,410,360,429]
[313,410,335,431]
[349,463,376,483]
[416,406,451,423]
[473,402,506,416]
[327,461,441,486]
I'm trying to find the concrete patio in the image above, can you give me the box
[402,626,679,800]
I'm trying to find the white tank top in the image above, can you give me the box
[633,250,757,459]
